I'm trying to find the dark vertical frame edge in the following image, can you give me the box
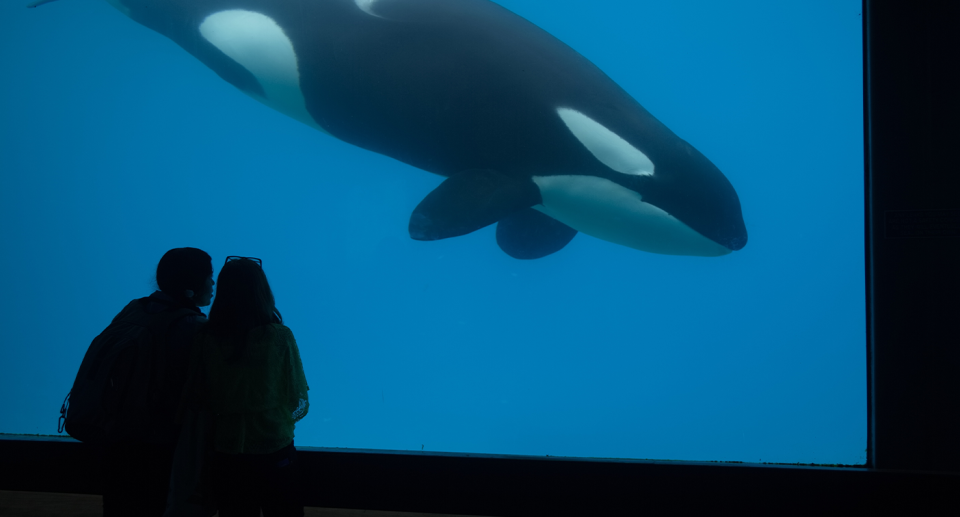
[862,0,876,471]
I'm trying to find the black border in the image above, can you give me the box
[4,0,960,514]
[1,436,958,515]
[867,0,960,473]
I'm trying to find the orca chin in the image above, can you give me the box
[532,175,733,257]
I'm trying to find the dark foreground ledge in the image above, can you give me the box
[1,435,957,516]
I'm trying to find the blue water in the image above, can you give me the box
[0,1,864,464]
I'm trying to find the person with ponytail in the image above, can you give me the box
[190,256,309,517]
[100,247,214,517]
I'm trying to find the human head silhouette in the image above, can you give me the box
[156,247,214,306]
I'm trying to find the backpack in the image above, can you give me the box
[58,297,199,445]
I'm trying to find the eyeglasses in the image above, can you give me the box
[225,256,262,267]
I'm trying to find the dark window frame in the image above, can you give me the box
[3,1,959,514]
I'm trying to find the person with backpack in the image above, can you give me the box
[62,247,214,516]
[184,256,309,517]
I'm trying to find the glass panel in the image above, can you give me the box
[0,0,863,465]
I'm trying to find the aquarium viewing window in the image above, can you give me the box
[5,2,960,514]
[1,0,865,466]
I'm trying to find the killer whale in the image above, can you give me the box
[33,0,747,259]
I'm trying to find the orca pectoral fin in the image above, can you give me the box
[496,208,577,259]
[409,169,541,241]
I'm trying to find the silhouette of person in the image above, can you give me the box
[188,256,309,517]
[101,247,214,517]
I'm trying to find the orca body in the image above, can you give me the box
[78,0,748,258]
